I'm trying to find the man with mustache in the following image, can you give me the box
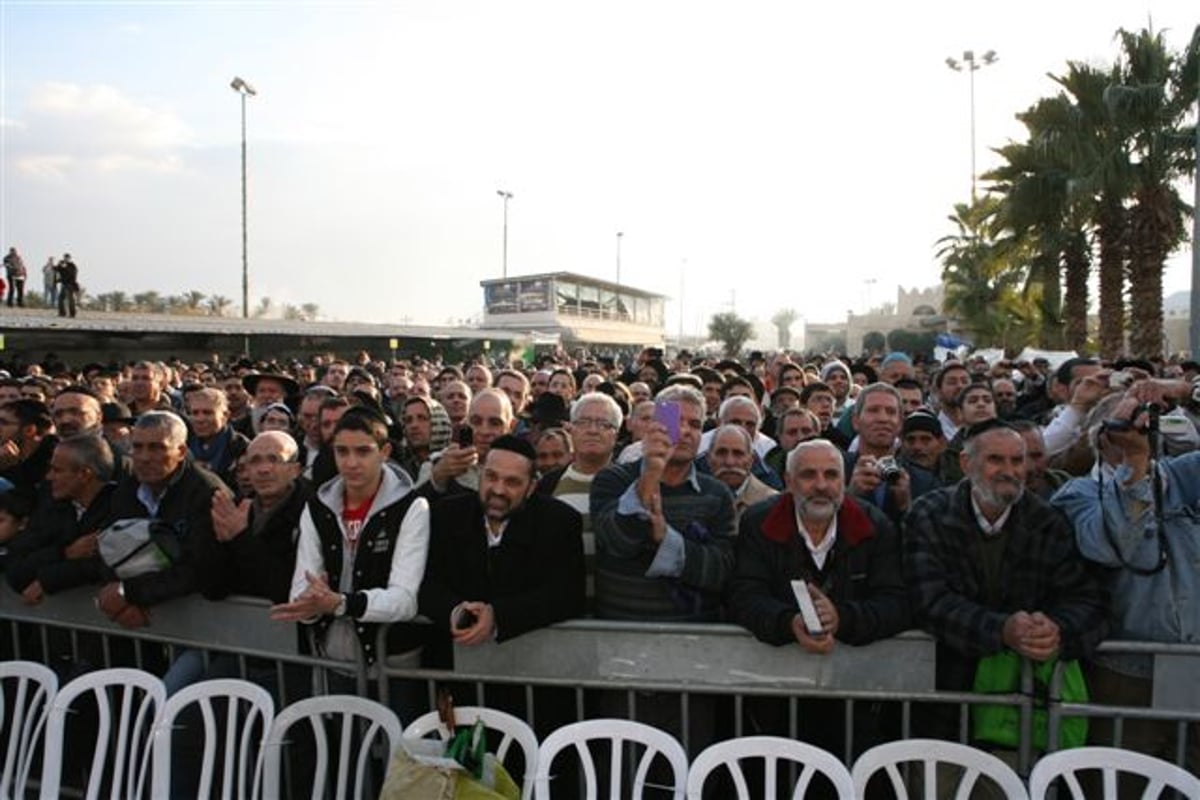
[727,439,909,653]
[704,424,777,522]
[419,434,584,665]
[726,439,910,755]
[904,419,1107,740]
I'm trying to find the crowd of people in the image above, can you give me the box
[2,247,82,316]
[0,344,1196,780]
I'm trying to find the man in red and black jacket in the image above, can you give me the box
[725,438,910,756]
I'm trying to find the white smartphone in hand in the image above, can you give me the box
[791,579,824,636]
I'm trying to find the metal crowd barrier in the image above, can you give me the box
[1047,640,1200,771]
[2,586,1194,778]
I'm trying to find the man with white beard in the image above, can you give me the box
[725,439,911,754]
[726,440,909,654]
[904,420,1107,747]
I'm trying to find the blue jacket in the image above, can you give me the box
[1051,452,1200,678]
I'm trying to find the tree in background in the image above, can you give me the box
[862,331,887,353]
[937,198,1041,350]
[708,312,754,357]
[206,295,233,316]
[957,24,1198,358]
[887,329,937,358]
[1109,26,1198,357]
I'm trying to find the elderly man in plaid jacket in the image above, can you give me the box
[903,420,1108,716]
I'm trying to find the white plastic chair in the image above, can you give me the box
[404,705,539,800]
[687,736,854,799]
[0,661,58,800]
[850,738,1029,799]
[260,694,403,800]
[150,678,275,800]
[38,667,166,800]
[1028,746,1200,799]
[533,718,689,799]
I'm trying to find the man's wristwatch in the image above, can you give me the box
[332,593,347,617]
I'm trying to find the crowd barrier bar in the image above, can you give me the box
[3,587,1194,777]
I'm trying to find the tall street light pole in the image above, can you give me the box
[496,190,513,278]
[230,76,256,322]
[615,231,623,285]
[945,49,998,201]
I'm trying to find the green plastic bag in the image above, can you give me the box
[972,649,1089,750]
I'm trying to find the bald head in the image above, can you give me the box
[248,430,299,462]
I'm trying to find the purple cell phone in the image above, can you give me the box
[654,400,682,444]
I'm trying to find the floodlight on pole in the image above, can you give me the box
[497,190,513,278]
[945,49,998,201]
[616,231,624,285]
[230,76,256,327]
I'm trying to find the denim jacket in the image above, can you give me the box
[1051,451,1200,678]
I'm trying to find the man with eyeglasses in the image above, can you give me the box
[155,430,312,703]
[198,431,309,604]
[537,392,623,606]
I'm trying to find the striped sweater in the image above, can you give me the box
[590,460,736,622]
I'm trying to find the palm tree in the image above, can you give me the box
[988,122,1073,350]
[181,290,206,314]
[1107,26,1198,357]
[254,296,273,319]
[300,302,320,321]
[132,291,163,313]
[206,295,232,316]
[770,309,798,350]
[1051,60,1134,359]
[937,197,1035,349]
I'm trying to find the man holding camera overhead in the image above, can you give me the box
[1051,377,1200,775]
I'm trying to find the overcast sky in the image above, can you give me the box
[0,1,1195,336]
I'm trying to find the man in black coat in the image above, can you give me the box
[94,411,230,629]
[7,434,116,601]
[0,399,57,505]
[727,438,910,652]
[198,431,308,604]
[725,438,911,760]
[419,434,585,665]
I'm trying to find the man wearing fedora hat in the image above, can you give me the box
[241,371,299,436]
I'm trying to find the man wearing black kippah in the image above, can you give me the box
[419,434,585,664]
[904,419,1107,747]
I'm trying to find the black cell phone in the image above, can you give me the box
[455,427,474,448]
[455,607,478,629]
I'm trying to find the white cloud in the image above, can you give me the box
[15,155,75,180]
[7,82,193,178]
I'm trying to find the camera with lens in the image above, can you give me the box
[877,456,903,483]
[1101,402,1160,435]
